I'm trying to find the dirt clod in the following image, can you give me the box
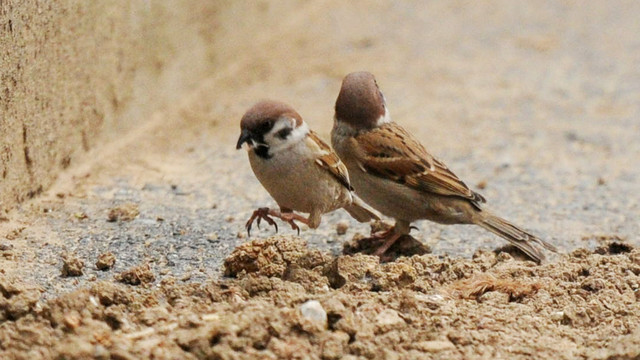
[325,253,379,289]
[0,275,42,321]
[107,203,140,222]
[223,236,327,278]
[61,254,84,277]
[96,252,116,270]
[594,241,633,255]
[344,233,431,261]
[115,263,155,285]
[375,308,405,333]
[447,273,542,300]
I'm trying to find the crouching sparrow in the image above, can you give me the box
[237,100,379,235]
[330,72,557,263]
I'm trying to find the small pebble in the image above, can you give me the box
[180,272,192,281]
[300,300,327,327]
[63,312,81,330]
[496,252,513,262]
[414,293,445,309]
[551,311,565,322]
[0,243,13,251]
[414,340,455,353]
[336,220,349,235]
[376,309,405,330]
[73,212,88,220]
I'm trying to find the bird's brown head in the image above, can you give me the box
[334,71,387,130]
[237,100,306,159]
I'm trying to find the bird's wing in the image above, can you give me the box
[306,130,354,191]
[352,122,485,204]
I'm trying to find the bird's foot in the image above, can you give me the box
[346,221,427,261]
[245,208,309,236]
[372,232,404,257]
[359,224,404,257]
[245,207,278,236]
[277,211,309,235]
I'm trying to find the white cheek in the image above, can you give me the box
[375,108,391,126]
[266,121,309,154]
[263,120,290,148]
[264,133,286,150]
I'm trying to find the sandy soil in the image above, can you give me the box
[1,1,639,359]
[1,237,639,359]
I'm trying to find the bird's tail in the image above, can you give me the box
[344,196,380,223]
[476,212,557,263]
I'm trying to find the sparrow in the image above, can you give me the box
[236,100,379,235]
[330,71,557,263]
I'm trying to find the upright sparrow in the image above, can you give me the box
[331,72,556,262]
[237,100,378,235]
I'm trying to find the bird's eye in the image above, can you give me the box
[277,127,292,139]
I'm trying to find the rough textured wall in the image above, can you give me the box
[0,1,221,213]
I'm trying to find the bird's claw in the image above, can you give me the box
[246,207,278,236]
[288,219,301,236]
[279,213,301,235]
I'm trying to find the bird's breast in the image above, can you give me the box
[247,143,350,214]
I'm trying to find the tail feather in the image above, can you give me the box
[344,196,380,223]
[476,212,557,263]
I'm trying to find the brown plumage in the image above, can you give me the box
[238,100,378,235]
[353,122,486,206]
[307,131,353,191]
[331,72,556,263]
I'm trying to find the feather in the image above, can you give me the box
[353,122,485,206]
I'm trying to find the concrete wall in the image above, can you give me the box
[0,1,223,213]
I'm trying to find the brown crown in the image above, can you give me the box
[335,71,386,130]
[240,100,303,132]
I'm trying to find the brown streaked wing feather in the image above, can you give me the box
[354,123,485,204]
[306,131,354,191]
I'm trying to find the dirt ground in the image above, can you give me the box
[1,1,639,359]
[1,237,639,359]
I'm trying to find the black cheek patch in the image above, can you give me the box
[277,127,292,139]
[252,133,266,145]
[254,146,271,159]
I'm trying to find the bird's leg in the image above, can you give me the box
[372,232,404,257]
[245,207,278,236]
[370,225,395,239]
[369,220,412,257]
[275,208,309,235]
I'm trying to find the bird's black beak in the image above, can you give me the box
[236,129,252,149]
